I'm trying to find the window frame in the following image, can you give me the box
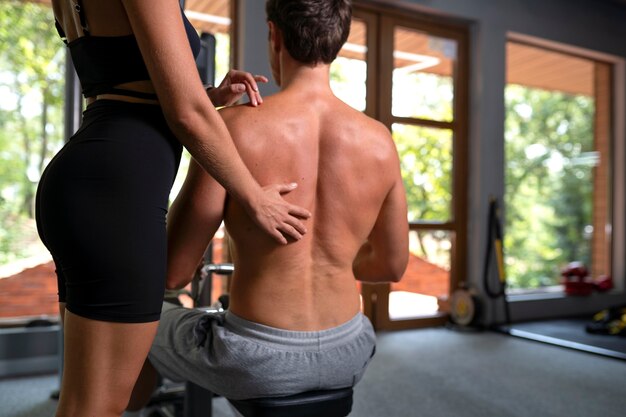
[505,32,626,297]
[355,3,470,330]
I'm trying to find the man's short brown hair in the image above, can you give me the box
[266,0,352,65]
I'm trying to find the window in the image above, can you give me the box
[331,18,368,112]
[0,1,65,321]
[504,41,613,291]
[386,23,465,324]
[0,0,235,321]
[330,7,469,329]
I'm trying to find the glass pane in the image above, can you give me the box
[504,42,609,290]
[392,26,456,121]
[331,18,367,112]
[392,124,452,222]
[0,2,66,320]
[389,230,451,319]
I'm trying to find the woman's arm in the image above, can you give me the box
[121,0,309,244]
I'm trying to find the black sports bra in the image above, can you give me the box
[55,0,201,99]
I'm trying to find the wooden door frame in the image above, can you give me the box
[355,2,470,330]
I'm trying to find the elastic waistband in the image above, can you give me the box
[104,88,159,100]
[224,311,366,351]
[84,98,163,115]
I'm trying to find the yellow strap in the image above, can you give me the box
[495,239,506,283]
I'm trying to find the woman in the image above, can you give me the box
[36,1,310,416]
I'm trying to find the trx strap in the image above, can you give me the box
[482,198,511,325]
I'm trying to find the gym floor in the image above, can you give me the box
[1,326,625,417]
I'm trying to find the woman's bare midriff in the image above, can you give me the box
[85,80,160,106]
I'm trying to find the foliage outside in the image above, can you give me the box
[0,3,233,265]
[505,85,595,289]
[332,53,597,290]
[331,57,454,268]
[391,70,453,269]
[0,1,65,265]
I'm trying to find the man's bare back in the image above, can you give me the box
[216,87,407,330]
[165,0,408,332]
[167,84,408,331]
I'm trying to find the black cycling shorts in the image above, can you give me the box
[36,100,182,323]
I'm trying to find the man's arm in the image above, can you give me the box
[353,153,409,283]
[166,159,227,290]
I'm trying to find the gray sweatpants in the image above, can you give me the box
[148,302,377,400]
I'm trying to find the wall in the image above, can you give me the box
[236,0,280,97]
[237,0,626,324]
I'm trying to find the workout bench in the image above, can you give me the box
[191,382,354,417]
[152,252,354,417]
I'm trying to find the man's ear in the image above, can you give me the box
[268,21,281,53]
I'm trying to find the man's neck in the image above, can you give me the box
[280,59,332,94]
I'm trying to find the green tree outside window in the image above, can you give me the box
[505,85,594,289]
[0,1,65,264]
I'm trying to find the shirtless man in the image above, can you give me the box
[128,0,408,408]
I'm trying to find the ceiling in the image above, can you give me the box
[506,42,594,96]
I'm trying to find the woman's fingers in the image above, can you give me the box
[274,183,312,220]
[225,70,268,106]
[270,185,310,240]
[269,228,288,245]
[251,183,311,244]
[244,80,258,106]
[250,75,268,105]
[287,203,312,221]
[237,71,267,92]
[230,83,246,94]
[277,223,303,242]
[242,73,268,106]
[275,182,298,194]
[214,70,268,107]
[222,80,259,106]
[282,213,308,235]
